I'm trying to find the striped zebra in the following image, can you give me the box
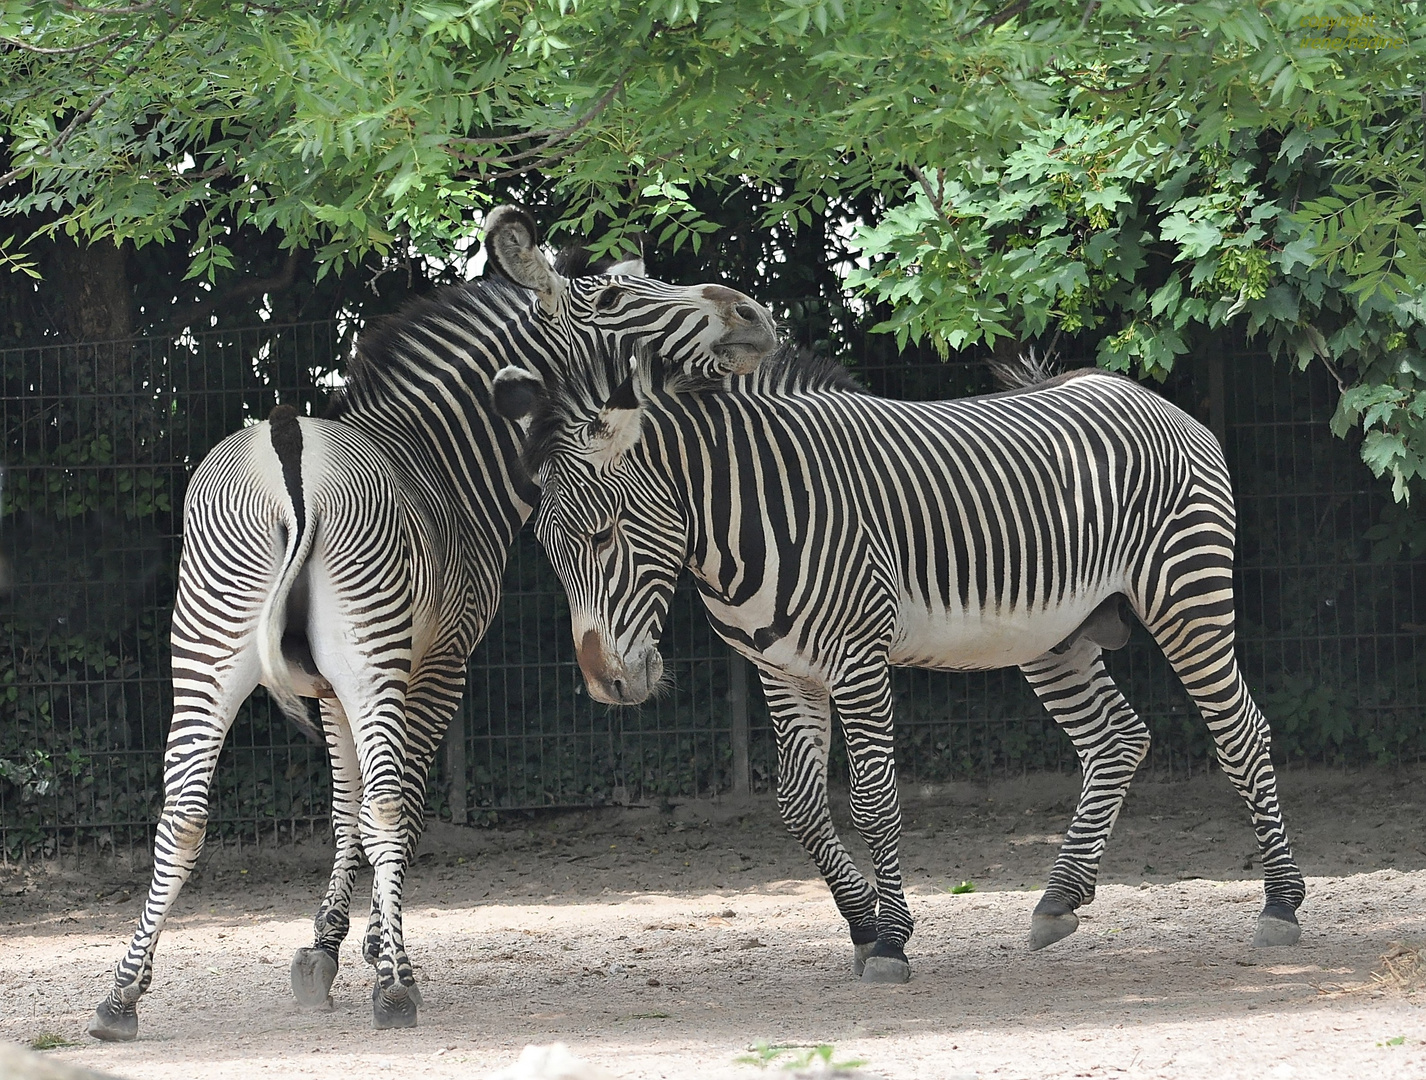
[86,207,777,1041]
[494,343,1306,984]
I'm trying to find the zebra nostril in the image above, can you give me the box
[734,302,759,323]
[612,677,627,702]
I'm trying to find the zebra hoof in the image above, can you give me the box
[852,941,875,977]
[87,997,138,1042]
[1029,898,1080,950]
[371,981,418,1030]
[1253,904,1301,947]
[291,947,339,1008]
[859,941,911,984]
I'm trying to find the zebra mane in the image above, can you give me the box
[987,346,1060,391]
[730,339,865,397]
[520,339,863,476]
[327,275,532,420]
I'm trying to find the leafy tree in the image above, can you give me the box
[0,0,1422,498]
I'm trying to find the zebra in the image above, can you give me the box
[493,342,1306,985]
[85,207,778,1041]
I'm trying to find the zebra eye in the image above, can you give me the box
[590,525,614,548]
[595,285,622,311]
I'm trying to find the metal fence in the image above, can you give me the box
[2,318,1422,854]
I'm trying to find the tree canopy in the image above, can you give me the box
[1,1,1424,492]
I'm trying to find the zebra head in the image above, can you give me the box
[494,359,684,705]
[483,206,778,379]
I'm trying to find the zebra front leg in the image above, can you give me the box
[832,662,913,984]
[757,671,881,978]
[89,650,257,1041]
[1020,636,1151,950]
[292,699,363,1009]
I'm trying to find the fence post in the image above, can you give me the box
[728,651,750,800]
[443,709,468,826]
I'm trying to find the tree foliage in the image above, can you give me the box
[0,1,1424,494]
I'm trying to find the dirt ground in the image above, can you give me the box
[2,766,1425,1080]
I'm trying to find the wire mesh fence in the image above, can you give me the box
[1,316,1422,855]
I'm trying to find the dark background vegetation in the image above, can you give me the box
[1,187,1422,857]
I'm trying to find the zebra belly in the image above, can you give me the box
[889,594,1119,671]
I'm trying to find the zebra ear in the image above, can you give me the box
[586,372,645,466]
[492,366,546,425]
[484,206,566,314]
[603,257,646,277]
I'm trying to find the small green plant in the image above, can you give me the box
[1379,1035,1407,1047]
[949,879,976,894]
[30,1033,75,1050]
[736,1042,866,1073]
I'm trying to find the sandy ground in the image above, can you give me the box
[2,766,1425,1080]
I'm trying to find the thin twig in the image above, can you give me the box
[56,0,155,13]
[1318,352,1348,395]
[960,0,1030,40]
[1079,0,1100,31]
[909,164,945,216]
[1049,55,1169,96]
[1,29,127,54]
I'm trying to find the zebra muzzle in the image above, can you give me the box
[577,631,663,704]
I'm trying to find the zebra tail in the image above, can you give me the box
[256,405,324,744]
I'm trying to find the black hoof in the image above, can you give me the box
[1030,896,1080,950]
[87,996,138,1042]
[291,947,339,1008]
[860,941,911,984]
[371,981,418,1030]
[1253,902,1301,947]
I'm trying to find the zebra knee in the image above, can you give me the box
[162,805,209,851]
[364,792,405,832]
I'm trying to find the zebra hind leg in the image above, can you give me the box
[1019,636,1151,951]
[354,659,464,1008]
[88,641,258,1041]
[292,699,362,1009]
[1148,611,1305,946]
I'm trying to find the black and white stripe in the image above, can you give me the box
[508,344,1306,984]
[87,208,777,1039]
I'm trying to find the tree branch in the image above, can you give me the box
[447,72,628,164]
[0,13,185,191]
[454,134,597,181]
[166,249,303,332]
